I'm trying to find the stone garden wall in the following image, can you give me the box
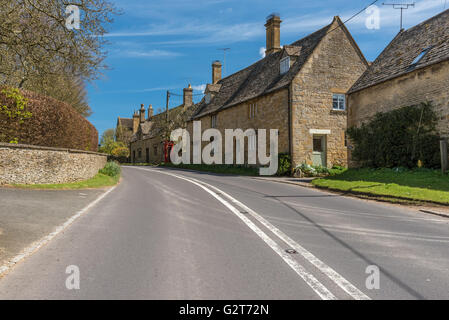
[0,143,107,185]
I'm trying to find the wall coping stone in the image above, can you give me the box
[0,143,108,157]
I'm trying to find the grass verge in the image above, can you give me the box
[12,173,120,190]
[312,168,449,205]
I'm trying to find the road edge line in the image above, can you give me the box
[132,167,337,300]
[0,186,118,278]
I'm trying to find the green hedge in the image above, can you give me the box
[0,87,98,151]
[99,161,121,177]
[347,102,441,169]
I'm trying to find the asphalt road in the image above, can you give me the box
[0,166,448,300]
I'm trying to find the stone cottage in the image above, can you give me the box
[115,116,136,147]
[188,14,368,168]
[348,9,449,140]
[129,85,199,163]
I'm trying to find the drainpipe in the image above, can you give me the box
[288,84,293,172]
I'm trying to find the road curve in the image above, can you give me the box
[0,166,448,300]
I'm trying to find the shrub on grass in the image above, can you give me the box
[347,102,441,169]
[99,161,121,177]
[277,153,292,176]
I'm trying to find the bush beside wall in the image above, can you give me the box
[0,87,98,151]
[347,102,441,169]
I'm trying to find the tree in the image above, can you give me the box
[0,0,120,116]
[116,124,133,147]
[98,128,129,156]
[25,75,92,117]
[151,104,201,142]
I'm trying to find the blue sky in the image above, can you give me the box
[87,0,448,136]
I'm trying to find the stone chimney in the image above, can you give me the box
[183,84,193,108]
[139,104,145,123]
[132,111,139,134]
[212,61,222,84]
[148,104,154,120]
[265,14,282,56]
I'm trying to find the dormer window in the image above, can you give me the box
[411,47,432,66]
[280,56,290,74]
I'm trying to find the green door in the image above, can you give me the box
[312,135,327,167]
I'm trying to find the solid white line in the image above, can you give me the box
[132,167,336,300]
[135,167,371,300]
[0,186,117,278]
[184,174,371,301]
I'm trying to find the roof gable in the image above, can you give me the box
[192,20,335,119]
[350,9,449,93]
[117,117,133,130]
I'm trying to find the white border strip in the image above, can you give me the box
[0,186,117,278]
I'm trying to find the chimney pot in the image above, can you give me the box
[139,104,145,123]
[148,104,154,120]
[212,61,222,84]
[183,84,193,108]
[265,14,282,56]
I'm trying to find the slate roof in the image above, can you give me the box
[117,117,133,130]
[350,9,449,93]
[192,20,336,119]
[131,103,201,142]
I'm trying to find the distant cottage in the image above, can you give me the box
[121,85,199,163]
[348,9,449,141]
[188,14,369,168]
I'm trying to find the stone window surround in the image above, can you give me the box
[309,129,331,135]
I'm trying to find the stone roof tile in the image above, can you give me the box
[350,9,449,93]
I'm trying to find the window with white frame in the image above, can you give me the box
[280,56,290,75]
[249,103,257,119]
[332,94,346,111]
[211,114,217,128]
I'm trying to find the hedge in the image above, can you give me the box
[347,102,441,169]
[0,87,98,151]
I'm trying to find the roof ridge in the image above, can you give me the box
[289,21,333,46]
[216,21,333,85]
[349,9,449,94]
[403,8,449,34]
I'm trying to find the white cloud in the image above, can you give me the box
[105,0,447,47]
[120,49,183,58]
[259,47,266,58]
[192,84,206,92]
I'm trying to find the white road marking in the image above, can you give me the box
[134,168,370,300]
[133,167,336,300]
[136,167,372,300]
[179,173,371,301]
[0,186,117,278]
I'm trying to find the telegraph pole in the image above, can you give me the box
[218,48,231,76]
[165,90,170,140]
[383,2,415,30]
